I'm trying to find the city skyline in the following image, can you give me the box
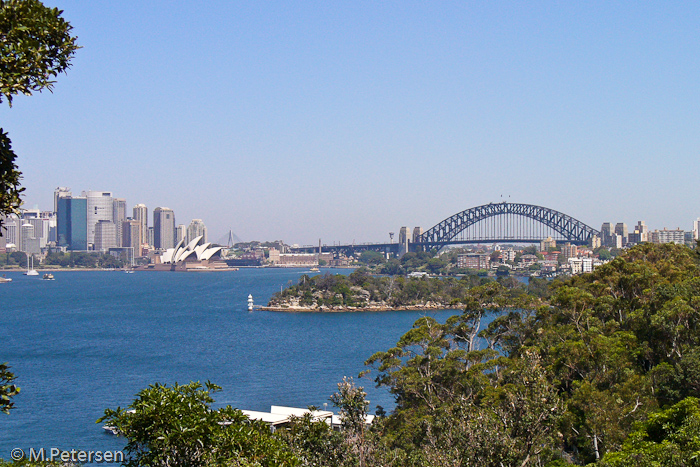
[10,188,700,249]
[2,2,699,244]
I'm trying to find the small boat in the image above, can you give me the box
[309,267,320,272]
[0,275,12,283]
[42,273,55,281]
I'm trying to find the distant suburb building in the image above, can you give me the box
[650,228,685,245]
[457,253,490,270]
[268,248,333,267]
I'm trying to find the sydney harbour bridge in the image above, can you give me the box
[292,202,600,255]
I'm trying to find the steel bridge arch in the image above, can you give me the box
[418,202,600,248]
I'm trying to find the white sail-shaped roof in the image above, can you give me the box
[159,235,222,265]
[185,235,203,252]
[200,246,223,261]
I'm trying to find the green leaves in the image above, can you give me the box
[0,129,23,228]
[0,0,79,105]
[598,397,700,467]
[99,381,300,467]
[0,362,20,414]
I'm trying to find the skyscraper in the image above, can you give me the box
[614,223,628,245]
[94,220,117,251]
[187,219,207,244]
[133,204,148,246]
[113,198,127,247]
[85,191,113,248]
[57,196,88,250]
[122,219,142,255]
[176,224,186,244]
[153,207,175,249]
[54,187,71,216]
[600,222,614,247]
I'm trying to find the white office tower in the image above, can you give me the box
[84,191,113,248]
[176,224,186,244]
[94,220,117,251]
[26,217,50,248]
[187,219,207,244]
[133,204,148,247]
[153,207,176,249]
[3,215,18,247]
[693,218,700,241]
[113,198,127,247]
[20,222,40,254]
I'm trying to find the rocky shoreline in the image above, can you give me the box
[261,302,462,313]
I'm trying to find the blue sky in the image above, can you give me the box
[2,1,699,245]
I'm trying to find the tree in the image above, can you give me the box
[598,397,700,467]
[0,362,19,414]
[330,377,372,467]
[0,131,22,228]
[359,250,385,266]
[99,381,300,467]
[0,0,79,228]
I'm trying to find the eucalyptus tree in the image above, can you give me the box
[0,0,79,228]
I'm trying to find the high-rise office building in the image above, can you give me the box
[113,198,127,247]
[122,219,142,255]
[133,204,148,247]
[57,196,88,250]
[26,217,50,248]
[176,224,186,244]
[19,222,33,253]
[85,191,113,248]
[2,215,18,247]
[628,221,649,244]
[54,187,71,214]
[600,222,614,247]
[94,220,117,251]
[153,207,175,249]
[614,223,628,245]
[187,219,207,244]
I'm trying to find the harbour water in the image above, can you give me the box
[0,268,460,460]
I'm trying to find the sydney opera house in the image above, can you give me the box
[146,235,227,271]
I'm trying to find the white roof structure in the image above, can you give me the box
[241,406,333,427]
[239,405,374,430]
[160,235,223,265]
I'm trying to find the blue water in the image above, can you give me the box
[0,268,460,461]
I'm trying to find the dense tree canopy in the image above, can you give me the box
[10,242,700,466]
[0,0,78,228]
[356,242,700,465]
[99,382,300,467]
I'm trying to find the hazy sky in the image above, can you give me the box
[2,1,699,245]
